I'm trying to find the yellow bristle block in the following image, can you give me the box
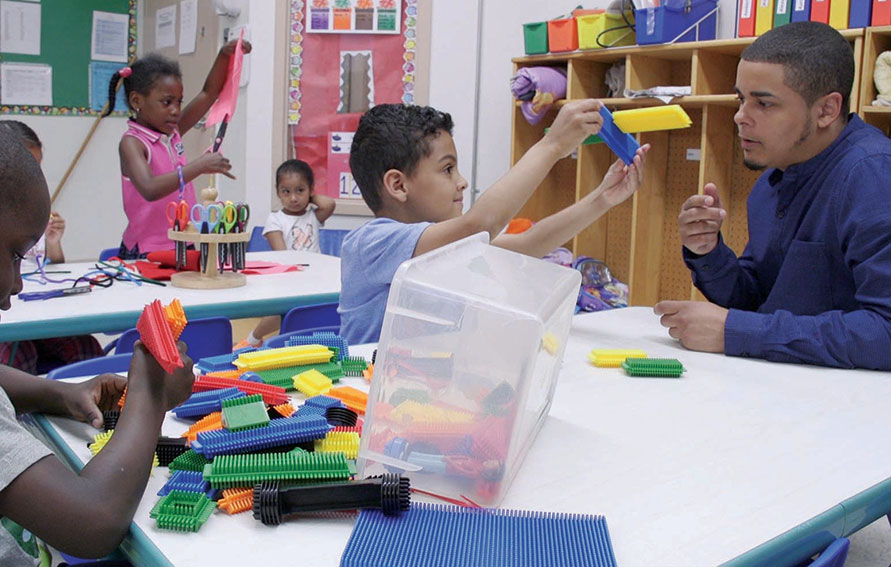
[588,349,648,368]
[293,368,333,397]
[612,105,692,134]
[234,344,333,371]
[314,431,361,459]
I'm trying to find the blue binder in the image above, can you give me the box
[849,0,872,26]
[791,0,811,21]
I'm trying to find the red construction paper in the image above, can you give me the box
[206,29,245,127]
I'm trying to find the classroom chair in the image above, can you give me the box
[46,353,132,380]
[247,226,272,252]
[263,302,341,348]
[98,247,119,262]
[319,228,349,257]
[114,317,232,361]
[807,537,850,567]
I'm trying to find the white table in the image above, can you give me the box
[31,308,891,566]
[1,251,340,342]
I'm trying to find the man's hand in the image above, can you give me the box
[653,300,729,353]
[678,183,726,255]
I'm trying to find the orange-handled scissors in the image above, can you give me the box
[166,200,190,231]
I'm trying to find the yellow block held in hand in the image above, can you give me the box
[612,105,692,134]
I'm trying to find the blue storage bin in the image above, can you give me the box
[635,0,718,45]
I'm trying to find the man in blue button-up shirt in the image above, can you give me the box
[655,22,891,370]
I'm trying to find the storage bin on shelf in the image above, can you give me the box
[522,21,549,55]
[578,10,636,49]
[357,233,581,506]
[548,17,579,52]
[635,0,718,45]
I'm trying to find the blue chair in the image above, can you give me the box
[47,353,133,380]
[263,302,340,348]
[98,247,119,261]
[319,228,349,257]
[114,317,232,361]
[808,537,849,567]
[248,226,272,252]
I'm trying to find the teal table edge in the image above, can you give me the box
[0,292,340,341]
[723,477,891,566]
[31,414,173,567]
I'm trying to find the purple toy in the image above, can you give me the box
[510,67,567,126]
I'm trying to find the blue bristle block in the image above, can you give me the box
[190,414,331,457]
[195,352,239,373]
[304,395,345,410]
[340,503,617,567]
[157,470,213,497]
[172,388,245,419]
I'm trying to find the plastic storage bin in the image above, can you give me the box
[523,22,549,55]
[635,0,718,45]
[548,17,579,52]
[578,11,636,49]
[357,233,581,507]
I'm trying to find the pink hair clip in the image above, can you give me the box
[118,66,132,78]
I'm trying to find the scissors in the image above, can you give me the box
[190,203,223,234]
[234,203,250,271]
[191,203,222,273]
[166,200,190,270]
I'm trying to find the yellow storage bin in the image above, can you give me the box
[577,11,636,50]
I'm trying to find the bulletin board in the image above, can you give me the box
[286,0,428,203]
[0,0,136,116]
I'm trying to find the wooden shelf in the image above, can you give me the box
[510,30,871,306]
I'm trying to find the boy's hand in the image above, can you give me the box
[678,183,725,255]
[221,39,252,56]
[591,144,650,208]
[62,374,127,429]
[45,213,66,244]
[544,99,604,159]
[196,152,235,179]
[128,341,195,411]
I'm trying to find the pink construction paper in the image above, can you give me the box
[241,262,305,275]
[206,29,245,127]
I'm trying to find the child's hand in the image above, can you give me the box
[45,213,66,244]
[62,373,127,429]
[196,152,235,179]
[128,341,195,411]
[544,99,604,159]
[221,39,252,57]
[591,144,650,208]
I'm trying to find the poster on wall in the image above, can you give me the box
[307,0,401,34]
[328,131,362,199]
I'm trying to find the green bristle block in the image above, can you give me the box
[202,451,352,489]
[222,394,270,432]
[340,356,368,377]
[257,362,344,389]
[149,490,215,532]
[168,449,211,472]
[622,358,685,378]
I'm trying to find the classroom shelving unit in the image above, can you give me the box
[860,26,891,136]
[511,29,871,306]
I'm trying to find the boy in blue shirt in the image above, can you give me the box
[339,100,649,344]
[0,128,195,565]
[655,22,891,370]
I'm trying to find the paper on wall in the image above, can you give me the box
[91,10,129,62]
[0,62,52,105]
[155,4,177,49]
[179,0,197,55]
[0,0,41,55]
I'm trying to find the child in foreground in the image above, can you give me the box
[339,101,649,344]
[0,128,195,566]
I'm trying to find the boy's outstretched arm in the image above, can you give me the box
[414,99,604,256]
[179,39,253,134]
[0,343,194,559]
[494,145,649,258]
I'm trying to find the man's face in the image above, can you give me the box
[734,60,817,171]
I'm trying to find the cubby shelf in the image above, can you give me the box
[511,30,873,306]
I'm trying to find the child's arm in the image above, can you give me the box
[265,231,287,250]
[311,194,336,223]
[178,39,253,134]
[119,138,233,201]
[44,212,65,263]
[414,99,603,257]
[493,145,650,258]
[0,343,194,558]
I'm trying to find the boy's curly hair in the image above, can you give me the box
[349,104,454,212]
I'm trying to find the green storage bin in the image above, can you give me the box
[523,22,549,55]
